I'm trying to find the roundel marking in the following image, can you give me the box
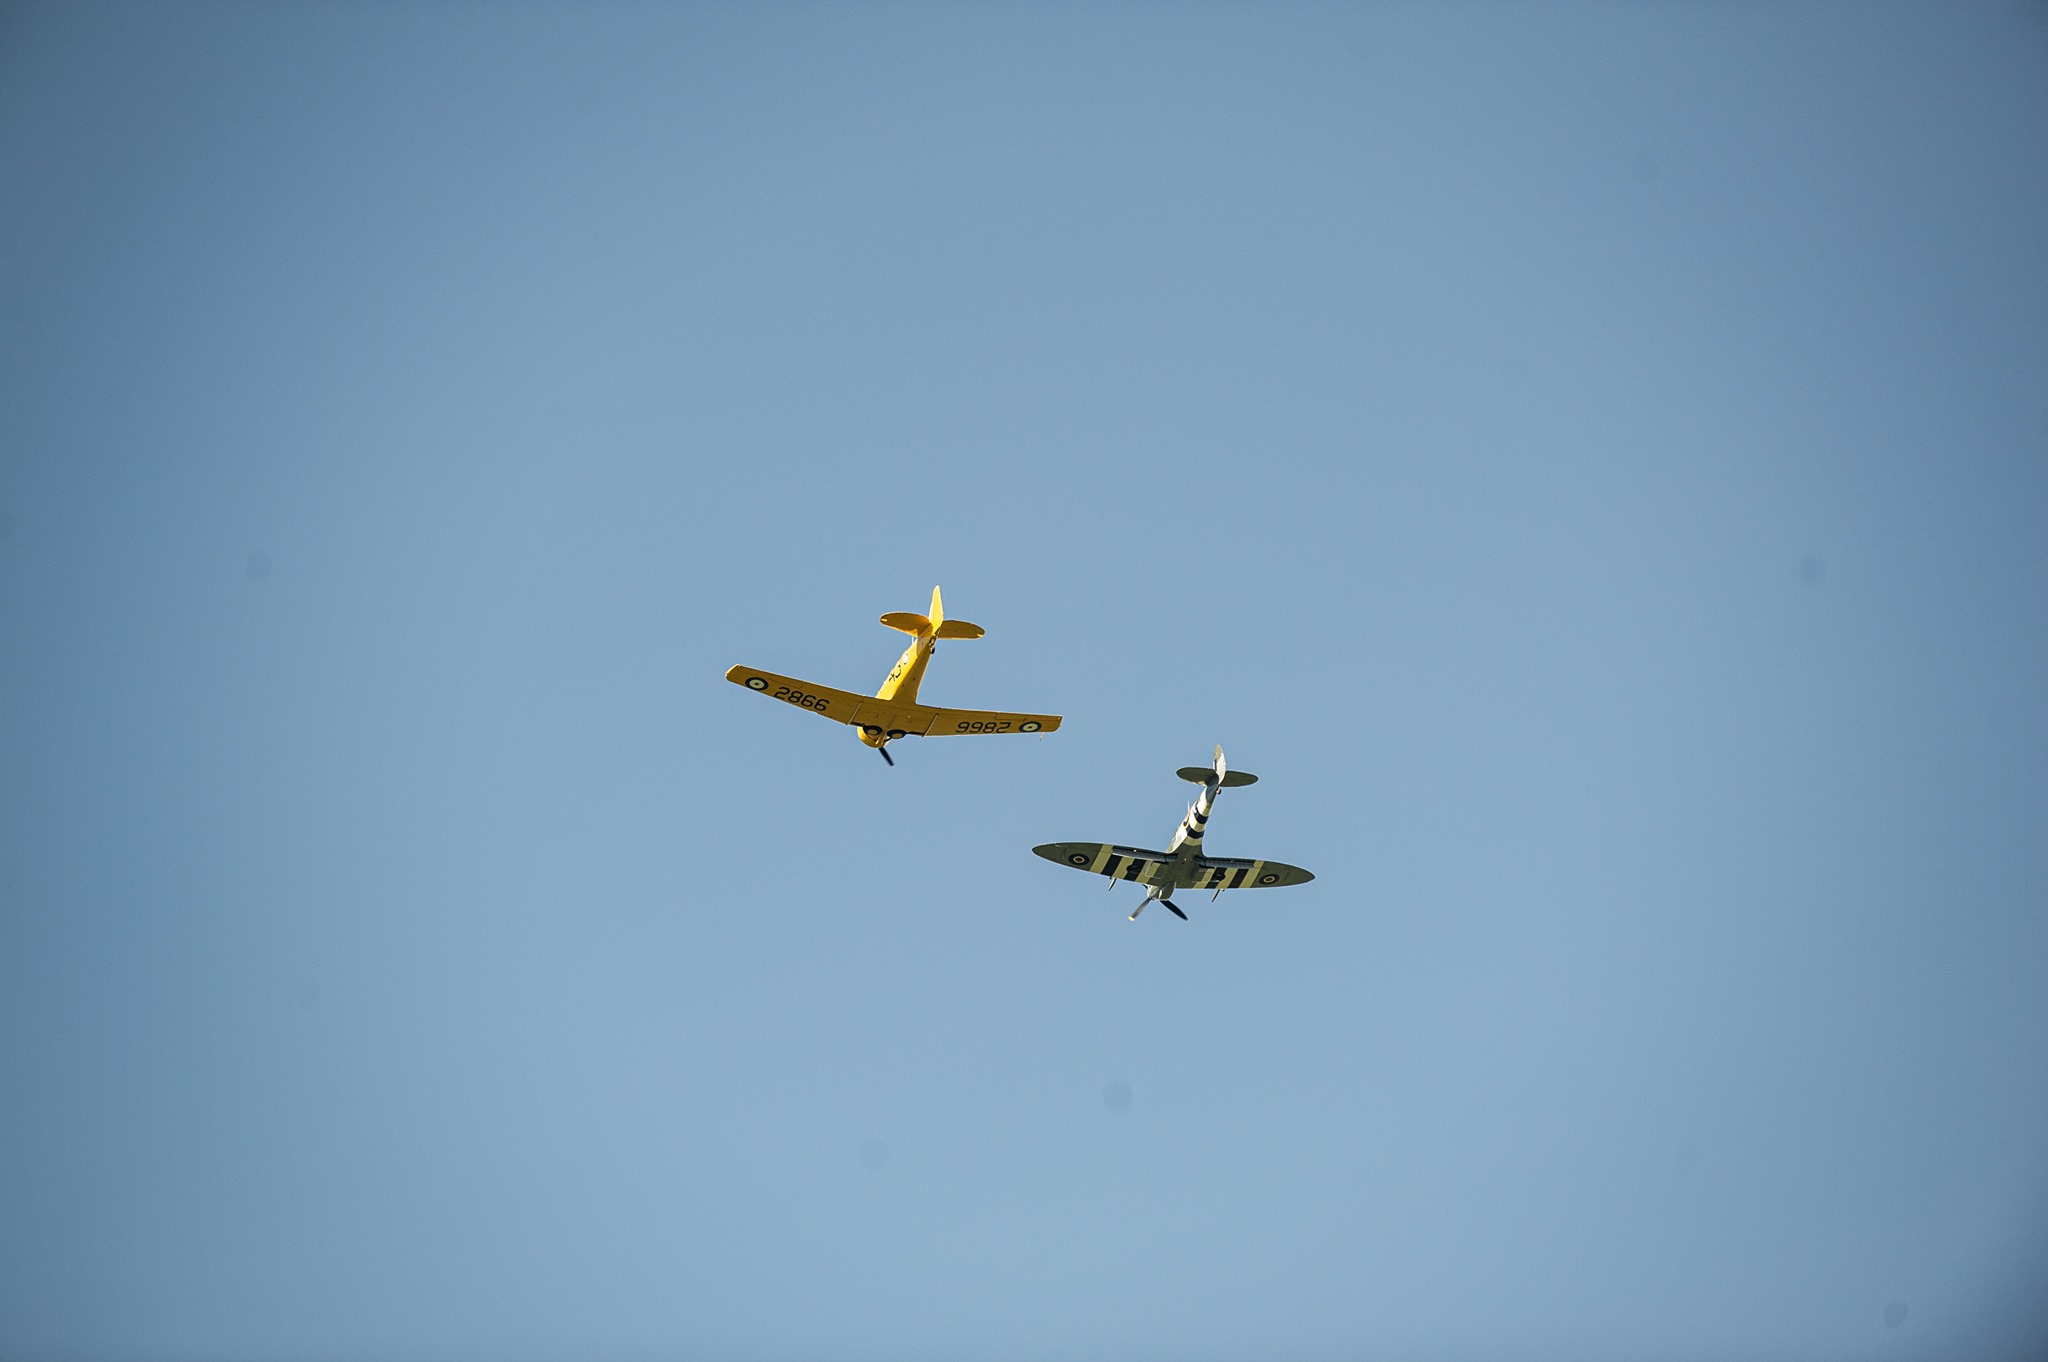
[745,676,768,690]
[1068,852,1089,866]
[1019,721,1042,733]
[886,728,907,740]
[1259,872,1279,885]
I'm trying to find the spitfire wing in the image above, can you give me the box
[1033,842,1174,885]
[724,665,869,725]
[1190,856,1316,890]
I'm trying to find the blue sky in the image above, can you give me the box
[3,3,2046,1359]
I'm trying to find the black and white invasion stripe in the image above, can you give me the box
[1173,781,1218,851]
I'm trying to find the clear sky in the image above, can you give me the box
[3,3,2046,1359]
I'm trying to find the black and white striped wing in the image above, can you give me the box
[1033,843,1174,886]
[1189,856,1315,890]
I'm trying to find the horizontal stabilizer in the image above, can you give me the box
[1177,767,1257,787]
[878,613,985,639]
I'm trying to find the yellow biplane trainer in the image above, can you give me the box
[1034,746,1313,920]
[725,586,1062,766]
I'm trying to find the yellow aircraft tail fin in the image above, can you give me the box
[879,586,983,639]
[926,585,985,638]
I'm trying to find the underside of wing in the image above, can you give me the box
[836,696,942,739]
[725,665,868,725]
[1033,843,1173,884]
[922,706,1063,737]
[1190,855,1315,890]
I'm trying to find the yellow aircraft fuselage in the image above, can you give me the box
[868,637,935,739]
[861,585,976,748]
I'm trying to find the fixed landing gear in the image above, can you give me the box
[861,725,904,766]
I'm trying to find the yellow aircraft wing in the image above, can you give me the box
[724,666,871,725]
[726,667,1062,739]
[827,695,1061,739]
[916,705,1061,737]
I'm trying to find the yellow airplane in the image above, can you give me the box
[725,586,1062,765]
[1033,746,1313,920]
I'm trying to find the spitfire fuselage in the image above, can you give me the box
[1161,780,1218,870]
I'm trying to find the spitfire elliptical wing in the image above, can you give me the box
[1032,843,1176,886]
[1187,857,1316,890]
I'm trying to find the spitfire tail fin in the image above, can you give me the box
[1177,745,1260,787]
